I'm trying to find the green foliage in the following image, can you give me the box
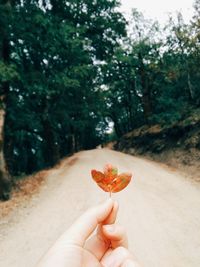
[0,0,200,183]
[102,7,200,136]
[0,62,19,84]
[0,0,126,177]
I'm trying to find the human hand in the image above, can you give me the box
[36,199,140,267]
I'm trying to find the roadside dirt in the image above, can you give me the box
[0,149,200,267]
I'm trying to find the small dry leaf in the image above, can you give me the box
[91,164,132,194]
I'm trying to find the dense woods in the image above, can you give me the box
[0,0,200,199]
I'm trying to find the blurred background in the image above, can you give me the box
[0,0,200,200]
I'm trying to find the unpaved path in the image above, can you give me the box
[0,149,200,267]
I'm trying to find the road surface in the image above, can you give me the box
[0,149,200,267]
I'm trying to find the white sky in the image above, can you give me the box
[119,0,195,24]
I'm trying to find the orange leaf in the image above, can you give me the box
[103,164,118,183]
[91,164,132,193]
[91,170,105,183]
[110,173,132,193]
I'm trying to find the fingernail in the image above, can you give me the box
[104,224,115,232]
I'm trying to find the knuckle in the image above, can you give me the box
[124,258,141,267]
[114,224,126,235]
[115,246,130,258]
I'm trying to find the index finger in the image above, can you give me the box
[85,200,119,259]
[59,199,114,247]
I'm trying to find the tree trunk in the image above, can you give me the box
[177,33,195,102]
[42,115,60,167]
[34,88,60,168]
[0,108,11,200]
[138,52,152,124]
[187,70,195,101]
[0,0,12,200]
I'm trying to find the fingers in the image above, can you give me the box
[122,259,141,267]
[101,246,133,267]
[85,201,119,259]
[102,200,119,225]
[59,199,114,247]
[102,224,128,249]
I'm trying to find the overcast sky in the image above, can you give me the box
[119,0,195,24]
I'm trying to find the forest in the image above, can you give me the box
[0,0,200,200]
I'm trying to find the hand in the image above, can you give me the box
[36,199,140,267]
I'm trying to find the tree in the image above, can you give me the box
[0,0,127,199]
[101,47,142,136]
[0,0,18,200]
[129,9,162,123]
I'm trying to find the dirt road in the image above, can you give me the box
[0,149,200,267]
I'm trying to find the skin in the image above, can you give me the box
[36,199,140,267]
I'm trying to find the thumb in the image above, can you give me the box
[58,199,114,247]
